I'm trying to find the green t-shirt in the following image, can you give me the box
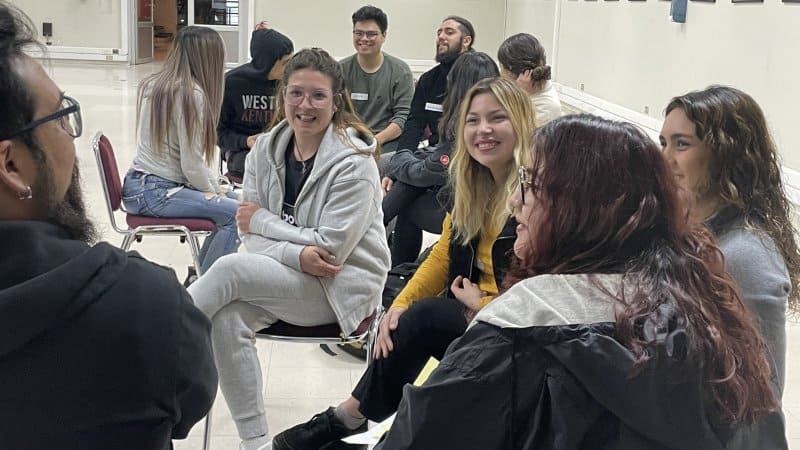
[340,52,414,135]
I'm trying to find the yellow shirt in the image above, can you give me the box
[391,213,500,310]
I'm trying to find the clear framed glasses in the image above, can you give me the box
[1,95,82,141]
[518,166,534,205]
[353,30,381,40]
[283,86,334,108]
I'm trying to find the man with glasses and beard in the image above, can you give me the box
[0,3,217,448]
[394,16,475,152]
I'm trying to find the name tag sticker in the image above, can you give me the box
[351,92,369,101]
[425,102,443,112]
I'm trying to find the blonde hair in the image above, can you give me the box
[269,48,378,159]
[449,77,536,244]
[136,26,225,164]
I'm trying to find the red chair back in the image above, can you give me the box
[97,134,123,212]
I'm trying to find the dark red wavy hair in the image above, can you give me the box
[505,114,777,424]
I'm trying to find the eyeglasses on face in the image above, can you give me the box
[518,166,535,206]
[0,95,82,141]
[283,86,334,108]
[353,30,381,40]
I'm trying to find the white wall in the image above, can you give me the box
[504,0,557,67]
[13,0,123,49]
[548,0,800,171]
[252,0,506,63]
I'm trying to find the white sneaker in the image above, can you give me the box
[240,435,272,450]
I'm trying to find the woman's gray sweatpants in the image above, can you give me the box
[188,252,338,440]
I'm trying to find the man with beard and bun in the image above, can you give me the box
[393,16,474,152]
[0,3,217,448]
[218,24,293,180]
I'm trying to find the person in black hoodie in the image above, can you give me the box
[0,3,217,448]
[377,114,786,449]
[218,25,293,179]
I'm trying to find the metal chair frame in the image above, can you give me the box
[91,131,212,275]
[201,305,384,450]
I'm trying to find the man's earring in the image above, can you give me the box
[17,185,32,200]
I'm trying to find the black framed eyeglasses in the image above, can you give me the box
[518,166,534,205]
[1,95,82,141]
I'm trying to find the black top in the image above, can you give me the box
[445,216,517,298]
[282,139,316,226]
[0,221,217,449]
[395,60,454,151]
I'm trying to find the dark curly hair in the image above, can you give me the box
[506,114,778,424]
[666,85,799,311]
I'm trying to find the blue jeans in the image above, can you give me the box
[122,170,240,272]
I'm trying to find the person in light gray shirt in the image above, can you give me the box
[661,85,799,397]
[341,5,413,172]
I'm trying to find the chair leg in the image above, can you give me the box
[120,233,136,251]
[187,233,204,276]
[202,405,213,450]
[365,307,383,366]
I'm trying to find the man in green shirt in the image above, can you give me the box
[340,5,414,172]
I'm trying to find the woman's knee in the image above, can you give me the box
[211,301,271,341]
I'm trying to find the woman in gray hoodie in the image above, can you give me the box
[188,48,391,450]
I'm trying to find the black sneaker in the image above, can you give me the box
[273,407,366,450]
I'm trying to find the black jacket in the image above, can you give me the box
[379,274,787,450]
[217,28,293,154]
[445,216,516,298]
[396,60,453,151]
[0,221,217,449]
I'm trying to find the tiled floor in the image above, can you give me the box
[43,60,800,449]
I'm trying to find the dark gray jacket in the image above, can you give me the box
[387,141,451,188]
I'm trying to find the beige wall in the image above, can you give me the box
[505,0,556,66]
[253,0,506,61]
[548,0,800,170]
[13,0,123,49]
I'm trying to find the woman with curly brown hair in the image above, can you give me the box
[377,114,784,449]
[661,85,798,395]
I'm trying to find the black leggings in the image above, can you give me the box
[382,182,445,266]
[351,297,468,421]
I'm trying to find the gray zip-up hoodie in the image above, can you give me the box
[242,120,391,335]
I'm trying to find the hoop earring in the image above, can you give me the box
[17,185,32,200]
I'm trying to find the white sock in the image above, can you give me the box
[333,405,366,430]
[240,434,272,450]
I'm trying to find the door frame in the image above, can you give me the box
[121,0,252,65]
[128,0,154,64]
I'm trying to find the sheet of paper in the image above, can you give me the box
[341,357,440,445]
[412,357,439,386]
[341,413,396,445]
